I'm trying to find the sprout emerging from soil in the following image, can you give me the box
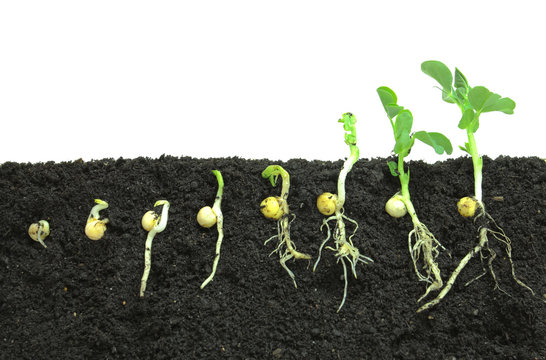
[418,61,534,312]
[313,113,373,312]
[261,165,311,288]
[28,220,50,248]
[377,86,453,303]
[85,199,109,240]
[140,200,170,297]
[199,170,225,289]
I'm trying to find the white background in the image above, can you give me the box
[1,1,544,163]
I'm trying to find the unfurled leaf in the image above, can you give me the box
[468,86,516,114]
[421,60,453,93]
[458,109,475,130]
[394,110,413,140]
[413,131,453,155]
[377,86,403,119]
[393,132,412,155]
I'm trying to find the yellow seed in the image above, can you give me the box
[85,220,107,240]
[457,196,477,218]
[28,223,50,241]
[317,192,337,216]
[385,196,407,218]
[260,196,283,220]
[197,206,217,228]
[141,210,159,232]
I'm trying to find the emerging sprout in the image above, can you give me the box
[85,199,109,240]
[199,170,225,289]
[418,61,534,312]
[377,86,452,304]
[261,165,311,288]
[260,196,283,220]
[28,220,50,248]
[197,206,218,228]
[313,113,373,312]
[316,192,337,216]
[140,200,170,297]
[457,196,477,218]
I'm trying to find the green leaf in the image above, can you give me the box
[377,86,402,119]
[394,132,412,155]
[458,145,470,154]
[413,131,453,155]
[454,68,469,89]
[387,161,398,177]
[458,109,475,130]
[394,110,413,140]
[468,86,516,114]
[421,60,453,93]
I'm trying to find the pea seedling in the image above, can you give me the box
[261,165,311,288]
[313,113,373,312]
[28,220,50,248]
[418,60,534,312]
[377,86,453,303]
[140,200,170,297]
[85,199,109,240]
[198,170,225,289]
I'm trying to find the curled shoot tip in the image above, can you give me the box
[89,199,109,220]
[338,112,357,146]
[261,165,287,187]
[151,200,170,233]
[212,169,224,187]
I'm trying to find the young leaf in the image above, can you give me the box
[413,131,453,155]
[393,132,412,155]
[421,60,453,93]
[458,145,470,155]
[454,68,469,89]
[468,86,516,114]
[394,109,413,141]
[377,87,403,119]
[387,161,398,177]
[458,109,475,130]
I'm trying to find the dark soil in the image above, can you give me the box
[0,156,544,359]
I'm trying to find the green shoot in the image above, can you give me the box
[313,113,373,312]
[28,220,50,248]
[140,200,170,297]
[377,86,453,303]
[418,60,534,312]
[199,170,225,289]
[85,199,109,240]
[261,165,311,288]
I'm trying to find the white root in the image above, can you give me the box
[314,209,373,312]
[417,205,534,313]
[408,222,447,302]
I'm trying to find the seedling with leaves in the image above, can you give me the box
[197,170,225,289]
[418,60,534,312]
[313,113,373,312]
[377,86,453,303]
[140,200,170,297]
[260,165,311,288]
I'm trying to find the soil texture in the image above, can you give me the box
[0,156,544,359]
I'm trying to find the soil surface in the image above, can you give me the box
[0,156,544,359]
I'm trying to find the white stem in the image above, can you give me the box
[140,201,170,297]
[200,206,224,289]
